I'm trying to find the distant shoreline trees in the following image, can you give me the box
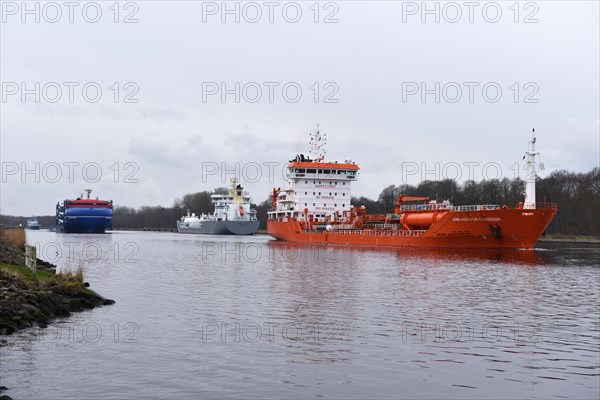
[114,167,600,236]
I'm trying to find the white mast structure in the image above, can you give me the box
[309,124,327,162]
[272,125,358,220]
[524,128,539,209]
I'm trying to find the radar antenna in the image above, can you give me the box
[309,124,327,162]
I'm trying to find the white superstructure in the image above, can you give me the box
[268,127,360,223]
[177,178,260,235]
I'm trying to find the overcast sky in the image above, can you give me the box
[1,0,598,216]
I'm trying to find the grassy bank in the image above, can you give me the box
[0,262,115,334]
[0,227,25,249]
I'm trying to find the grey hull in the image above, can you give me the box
[177,220,259,235]
[223,220,260,235]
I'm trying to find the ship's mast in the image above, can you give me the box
[230,177,243,204]
[524,129,539,209]
[309,124,327,162]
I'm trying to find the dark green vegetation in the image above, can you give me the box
[1,168,598,236]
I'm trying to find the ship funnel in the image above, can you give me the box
[524,129,539,209]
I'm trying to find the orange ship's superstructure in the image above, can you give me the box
[267,127,557,249]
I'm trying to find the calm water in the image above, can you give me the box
[1,231,599,399]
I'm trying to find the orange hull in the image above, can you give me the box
[268,207,557,249]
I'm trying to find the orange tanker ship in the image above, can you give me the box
[267,127,557,249]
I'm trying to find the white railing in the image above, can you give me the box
[332,229,426,237]
[371,224,401,230]
[25,245,37,275]
[307,228,426,237]
[400,203,453,211]
[332,224,356,230]
[452,204,500,211]
[400,203,500,212]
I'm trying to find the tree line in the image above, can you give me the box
[352,168,599,236]
[112,168,598,236]
[112,187,229,231]
[2,168,598,236]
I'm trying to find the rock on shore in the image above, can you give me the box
[0,235,115,335]
[0,265,115,334]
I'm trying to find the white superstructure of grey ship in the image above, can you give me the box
[177,179,260,235]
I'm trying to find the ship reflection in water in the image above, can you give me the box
[267,240,549,265]
[1,231,598,399]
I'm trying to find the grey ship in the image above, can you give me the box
[177,179,260,235]
[26,217,41,230]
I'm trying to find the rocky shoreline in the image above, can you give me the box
[0,263,115,335]
[0,234,115,335]
[0,232,115,400]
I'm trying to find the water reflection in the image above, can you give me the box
[267,240,549,265]
[0,231,597,399]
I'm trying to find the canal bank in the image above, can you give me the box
[0,231,115,335]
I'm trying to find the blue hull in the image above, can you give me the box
[62,207,113,234]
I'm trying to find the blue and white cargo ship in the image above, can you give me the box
[56,189,113,233]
